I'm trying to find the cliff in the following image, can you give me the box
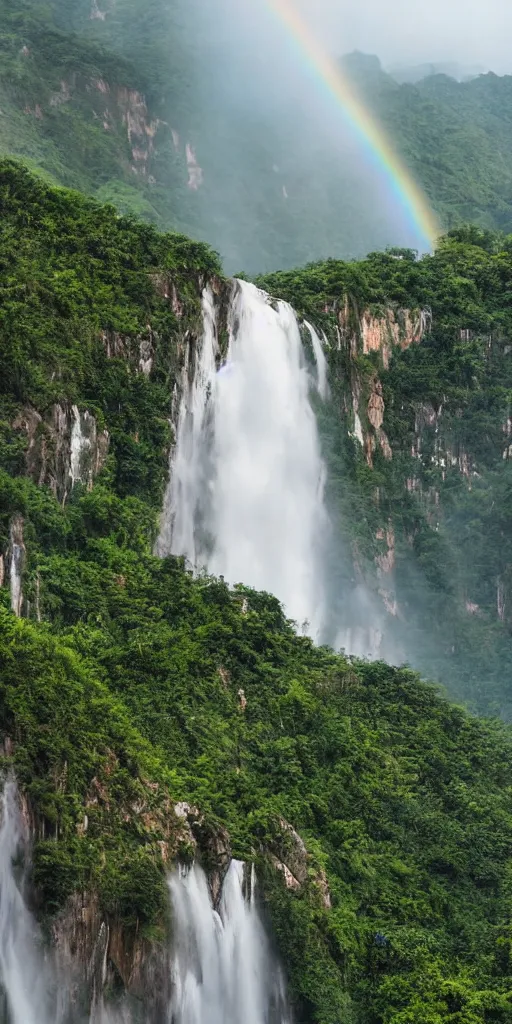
[260,232,512,715]
[2,166,512,1021]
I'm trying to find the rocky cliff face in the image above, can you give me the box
[16,776,294,1019]
[13,403,109,502]
[1,738,246,1019]
[343,303,429,463]
[0,185,228,614]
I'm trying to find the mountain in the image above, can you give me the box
[388,61,488,84]
[1,162,512,1021]
[345,54,512,240]
[3,0,512,273]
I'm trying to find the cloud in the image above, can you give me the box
[296,0,512,73]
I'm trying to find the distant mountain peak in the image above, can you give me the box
[388,60,489,84]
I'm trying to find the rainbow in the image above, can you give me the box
[265,0,441,248]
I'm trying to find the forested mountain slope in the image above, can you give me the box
[1,163,512,1022]
[0,0,199,226]
[261,226,512,717]
[3,0,512,271]
[347,54,512,236]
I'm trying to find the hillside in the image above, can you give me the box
[1,162,512,1021]
[3,1,512,272]
[260,225,512,718]
[0,0,200,228]
[346,54,512,236]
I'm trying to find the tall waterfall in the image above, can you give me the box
[158,280,330,637]
[0,780,54,1024]
[169,860,290,1024]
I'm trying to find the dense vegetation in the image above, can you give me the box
[345,53,512,237]
[260,226,512,717]
[1,162,512,1022]
[4,577,512,1024]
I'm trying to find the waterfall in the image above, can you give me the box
[70,406,94,489]
[159,280,330,637]
[208,282,329,635]
[0,782,291,1021]
[156,287,218,560]
[304,320,329,400]
[169,860,290,1024]
[9,521,23,619]
[0,779,54,1024]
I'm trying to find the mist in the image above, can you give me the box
[62,0,509,272]
[164,0,509,273]
[170,0,435,273]
[296,0,511,74]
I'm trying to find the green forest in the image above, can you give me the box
[1,161,512,1022]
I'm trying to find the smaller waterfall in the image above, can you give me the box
[0,779,54,1024]
[9,521,24,619]
[0,780,132,1024]
[70,406,93,489]
[169,861,290,1024]
[0,784,292,1023]
[304,321,329,400]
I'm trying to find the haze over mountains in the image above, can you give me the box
[388,62,489,84]
[2,0,512,272]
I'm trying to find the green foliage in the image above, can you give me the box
[1,163,512,1022]
[260,229,512,717]
[3,544,512,1021]
[0,607,176,924]
[0,159,219,511]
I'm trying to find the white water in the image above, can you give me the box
[9,523,23,619]
[156,287,218,560]
[209,282,329,635]
[70,406,93,489]
[304,320,329,401]
[70,406,84,487]
[0,780,53,1024]
[169,860,289,1024]
[160,280,330,637]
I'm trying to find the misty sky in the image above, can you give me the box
[298,0,512,73]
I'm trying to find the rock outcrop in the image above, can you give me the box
[8,516,25,617]
[173,802,232,908]
[13,404,109,503]
[53,893,171,1023]
[270,818,331,910]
